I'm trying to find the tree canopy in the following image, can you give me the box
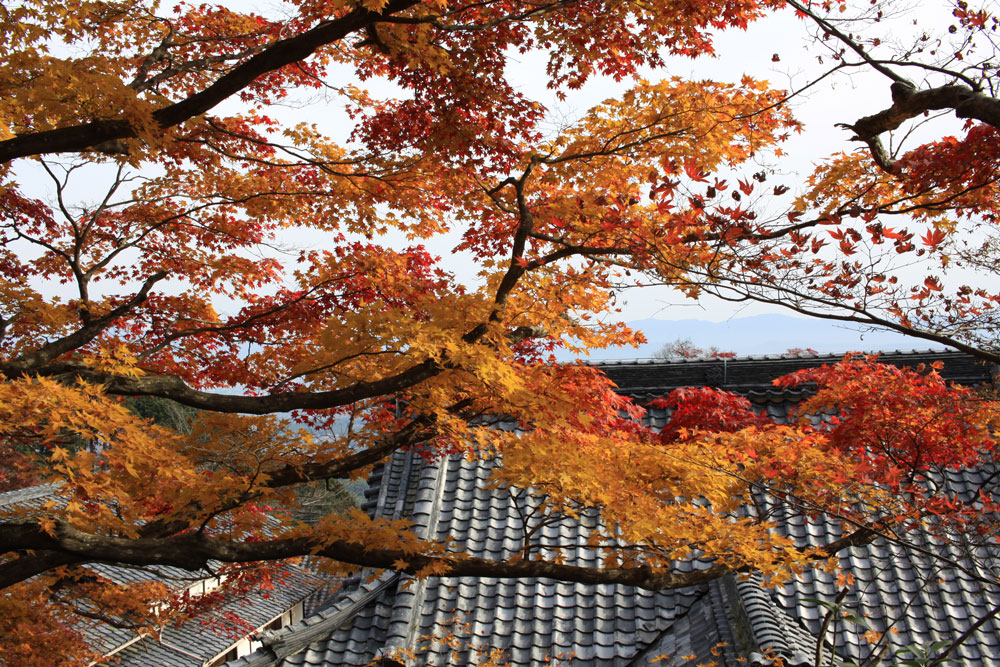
[1,0,1000,663]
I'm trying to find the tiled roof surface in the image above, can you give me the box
[737,578,819,667]
[233,350,1000,665]
[83,554,307,662]
[232,571,401,667]
[110,565,324,666]
[380,456,734,666]
[761,495,1000,665]
[597,349,994,397]
[237,452,739,667]
[0,482,59,510]
[108,635,203,666]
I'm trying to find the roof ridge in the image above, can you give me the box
[737,575,832,667]
[227,570,400,666]
[591,348,971,366]
[390,457,451,654]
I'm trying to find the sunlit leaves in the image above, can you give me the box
[4,0,1000,663]
[492,358,999,580]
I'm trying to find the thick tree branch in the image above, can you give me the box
[844,82,1000,139]
[262,400,476,487]
[22,357,442,414]
[786,0,1000,173]
[841,82,1000,173]
[0,552,81,590]
[0,519,876,592]
[15,318,546,413]
[0,0,421,163]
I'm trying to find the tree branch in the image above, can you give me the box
[25,357,443,414]
[785,0,907,85]
[0,518,876,592]
[260,401,474,487]
[842,81,1000,173]
[0,0,421,163]
[1,271,169,375]
[18,318,541,413]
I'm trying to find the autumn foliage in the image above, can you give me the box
[1,0,1000,663]
[650,387,771,443]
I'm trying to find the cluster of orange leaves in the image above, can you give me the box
[1,0,999,664]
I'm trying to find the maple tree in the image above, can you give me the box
[0,0,999,663]
[672,0,1000,361]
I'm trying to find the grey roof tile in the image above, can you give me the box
[0,482,61,509]
[1,482,330,666]
[598,349,993,397]
[112,637,203,666]
[285,453,729,667]
[227,351,1000,666]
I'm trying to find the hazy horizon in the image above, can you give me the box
[574,313,945,361]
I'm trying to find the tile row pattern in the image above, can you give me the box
[241,450,742,666]
[237,349,1000,665]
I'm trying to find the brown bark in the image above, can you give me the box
[23,358,444,414]
[844,81,1000,173]
[0,518,876,592]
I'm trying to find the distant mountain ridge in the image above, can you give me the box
[578,314,944,361]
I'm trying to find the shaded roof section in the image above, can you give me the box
[0,483,327,667]
[698,476,1000,667]
[231,350,1000,666]
[238,456,1000,666]
[110,565,324,667]
[597,349,995,399]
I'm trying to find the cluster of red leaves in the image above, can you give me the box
[778,356,1000,526]
[895,123,1000,221]
[649,358,1000,532]
[778,358,997,477]
[166,3,327,104]
[0,442,40,493]
[650,386,772,444]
